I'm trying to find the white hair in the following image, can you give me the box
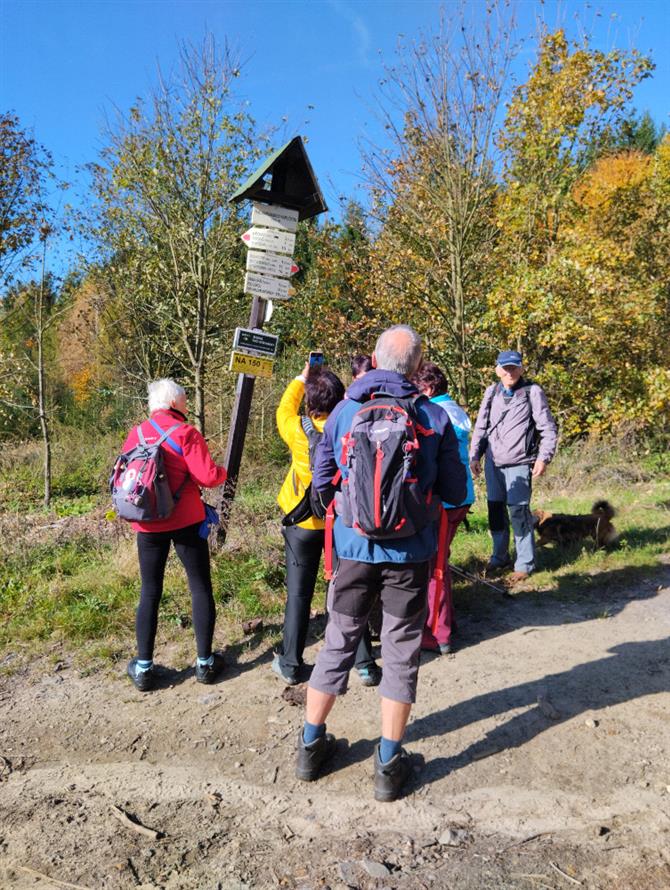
[147,378,185,413]
[374,325,423,376]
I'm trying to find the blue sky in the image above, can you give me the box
[1,0,669,235]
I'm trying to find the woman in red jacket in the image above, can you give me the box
[122,379,227,692]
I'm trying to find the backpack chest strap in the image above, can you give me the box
[147,419,184,455]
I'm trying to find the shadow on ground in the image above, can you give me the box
[407,634,670,788]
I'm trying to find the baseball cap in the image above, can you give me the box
[496,350,523,367]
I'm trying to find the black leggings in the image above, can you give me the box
[136,523,215,660]
[279,524,375,673]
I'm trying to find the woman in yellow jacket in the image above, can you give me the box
[273,362,379,686]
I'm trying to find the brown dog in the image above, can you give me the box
[533,500,618,549]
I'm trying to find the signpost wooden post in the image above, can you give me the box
[215,137,327,545]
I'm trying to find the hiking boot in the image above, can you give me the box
[295,729,336,781]
[272,654,299,686]
[356,664,382,687]
[127,658,155,692]
[373,745,411,802]
[195,652,225,685]
[438,642,452,655]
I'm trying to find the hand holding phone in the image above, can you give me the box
[309,350,325,368]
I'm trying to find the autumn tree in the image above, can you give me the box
[363,3,516,404]
[486,29,657,429]
[87,38,262,433]
[536,142,670,435]
[492,28,653,295]
[0,113,52,288]
[276,202,375,366]
[0,243,67,504]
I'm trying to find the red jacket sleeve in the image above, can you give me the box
[181,428,227,488]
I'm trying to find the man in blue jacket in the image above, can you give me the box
[294,325,467,801]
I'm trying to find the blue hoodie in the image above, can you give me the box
[312,369,467,564]
[431,393,475,508]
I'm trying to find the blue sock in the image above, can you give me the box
[197,655,214,667]
[379,736,402,763]
[137,659,153,671]
[303,721,326,744]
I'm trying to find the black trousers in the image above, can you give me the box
[136,522,215,660]
[278,525,375,676]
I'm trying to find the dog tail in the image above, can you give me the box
[592,500,615,519]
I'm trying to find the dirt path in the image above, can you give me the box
[1,570,669,890]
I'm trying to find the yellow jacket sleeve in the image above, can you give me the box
[276,377,305,447]
[276,378,327,530]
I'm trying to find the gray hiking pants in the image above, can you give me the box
[485,460,535,574]
[309,558,430,703]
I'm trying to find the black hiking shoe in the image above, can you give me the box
[295,729,336,782]
[373,745,411,802]
[127,658,155,692]
[195,652,225,685]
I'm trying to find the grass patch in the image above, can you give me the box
[1,433,668,665]
[0,428,121,512]
[449,466,670,612]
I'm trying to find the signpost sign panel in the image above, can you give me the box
[246,249,298,279]
[233,327,279,358]
[244,271,292,301]
[251,202,299,233]
[241,227,295,255]
[229,351,274,378]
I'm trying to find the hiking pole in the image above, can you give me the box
[450,564,509,595]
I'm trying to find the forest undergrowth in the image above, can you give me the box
[1,429,669,672]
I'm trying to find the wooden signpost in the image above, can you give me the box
[215,137,327,544]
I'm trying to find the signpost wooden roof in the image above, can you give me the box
[230,136,327,220]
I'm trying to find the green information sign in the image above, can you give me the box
[233,327,279,358]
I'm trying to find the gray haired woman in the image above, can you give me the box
[120,379,228,691]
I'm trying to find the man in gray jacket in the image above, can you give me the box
[470,350,558,582]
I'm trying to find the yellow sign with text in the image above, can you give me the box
[229,350,274,378]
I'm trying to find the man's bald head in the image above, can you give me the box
[373,325,423,377]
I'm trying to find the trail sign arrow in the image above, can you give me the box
[251,202,299,232]
[241,227,295,255]
[244,271,293,300]
[246,249,299,279]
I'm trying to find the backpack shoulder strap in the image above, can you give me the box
[136,425,147,447]
[483,383,501,434]
[148,418,184,455]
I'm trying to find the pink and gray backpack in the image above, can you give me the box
[110,420,186,522]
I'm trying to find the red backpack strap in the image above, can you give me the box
[323,468,342,580]
[324,500,336,581]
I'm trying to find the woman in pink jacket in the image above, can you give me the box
[121,379,227,692]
